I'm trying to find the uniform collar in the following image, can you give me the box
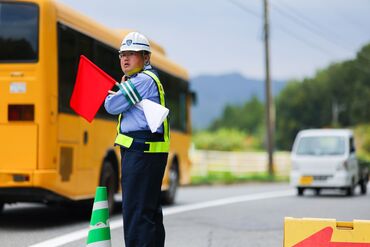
[144,64,152,70]
[126,64,152,79]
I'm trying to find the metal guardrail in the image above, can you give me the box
[190,150,291,176]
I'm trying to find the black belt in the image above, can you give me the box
[128,140,150,151]
[120,130,164,152]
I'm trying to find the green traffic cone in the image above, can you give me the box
[86,186,111,247]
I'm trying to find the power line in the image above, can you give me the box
[271,1,370,63]
[276,24,338,57]
[336,10,370,36]
[271,2,353,55]
[228,0,370,74]
[274,0,357,49]
[228,0,261,19]
[228,0,337,57]
[268,1,370,72]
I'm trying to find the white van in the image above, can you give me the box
[290,129,368,196]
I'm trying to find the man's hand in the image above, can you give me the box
[108,81,123,95]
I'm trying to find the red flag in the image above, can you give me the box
[70,55,116,122]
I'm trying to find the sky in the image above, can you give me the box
[59,0,370,81]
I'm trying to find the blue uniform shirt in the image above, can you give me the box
[104,65,164,133]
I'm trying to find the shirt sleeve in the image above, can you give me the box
[132,73,159,100]
[104,90,132,115]
[116,79,142,105]
[104,73,158,115]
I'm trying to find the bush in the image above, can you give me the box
[192,128,263,151]
[191,171,287,185]
[354,124,370,161]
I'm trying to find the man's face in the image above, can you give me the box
[119,51,145,75]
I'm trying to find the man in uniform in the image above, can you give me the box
[104,32,169,247]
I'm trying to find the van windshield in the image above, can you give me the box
[0,2,39,62]
[296,136,346,156]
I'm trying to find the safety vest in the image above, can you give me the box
[114,70,170,153]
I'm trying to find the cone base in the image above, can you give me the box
[86,239,111,247]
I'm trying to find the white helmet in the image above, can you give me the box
[119,32,151,53]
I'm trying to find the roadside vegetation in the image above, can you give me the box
[191,43,370,184]
[191,171,288,185]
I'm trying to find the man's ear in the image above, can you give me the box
[144,53,151,65]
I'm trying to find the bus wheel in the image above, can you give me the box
[100,161,117,215]
[162,160,179,205]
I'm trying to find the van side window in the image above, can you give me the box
[349,137,356,153]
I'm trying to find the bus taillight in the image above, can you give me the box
[8,104,34,121]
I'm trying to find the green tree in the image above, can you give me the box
[275,42,370,150]
[209,96,264,135]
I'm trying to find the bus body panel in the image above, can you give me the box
[165,131,192,186]
[0,124,38,171]
[0,0,192,206]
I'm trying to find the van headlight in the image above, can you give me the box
[337,161,348,171]
[291,161,299,171]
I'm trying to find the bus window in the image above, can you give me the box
[0,2,39,62]
[158,69,189,132]
[94,41,121,82]
[58,23,77,114]
[58,23,95,114]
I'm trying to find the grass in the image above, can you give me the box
[191,171,288,185]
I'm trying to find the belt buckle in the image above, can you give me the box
[131,141,150,151]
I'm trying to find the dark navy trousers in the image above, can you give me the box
[120,144,167,247]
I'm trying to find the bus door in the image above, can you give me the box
[57,20,99,198]
[56,113,95,198]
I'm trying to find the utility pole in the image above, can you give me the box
[263,0,275,176]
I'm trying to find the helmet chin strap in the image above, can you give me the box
[125,67,143,76]
[124,52,150,76]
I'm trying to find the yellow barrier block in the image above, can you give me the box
[284,217,370,247]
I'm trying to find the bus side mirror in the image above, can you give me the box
[190,91,197,106]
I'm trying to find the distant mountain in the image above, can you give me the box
[190,73,287,129]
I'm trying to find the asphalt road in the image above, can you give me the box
[1,183,369,247]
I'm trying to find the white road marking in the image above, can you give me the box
[28,189,294,247]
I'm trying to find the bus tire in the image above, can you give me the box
[100,161,117,215]
[162,160,179,205]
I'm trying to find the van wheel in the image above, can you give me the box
[297,188,304,196]
[100,161,117,215]
[162,160,179,205]
[345,183,355,196]
[360,180,367,195]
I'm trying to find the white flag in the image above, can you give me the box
[136,99,169,133]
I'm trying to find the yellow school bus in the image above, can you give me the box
[0,0,192,213]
